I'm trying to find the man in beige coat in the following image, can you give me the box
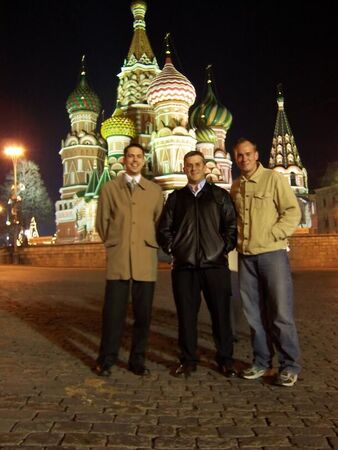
[95,143,163,376]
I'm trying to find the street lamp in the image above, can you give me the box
[4,146,24,263]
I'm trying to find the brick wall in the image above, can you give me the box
[288,234,338,270]
[0,235,337,269]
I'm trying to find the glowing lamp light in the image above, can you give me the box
[4,146,24,159]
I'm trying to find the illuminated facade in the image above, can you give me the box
[55,0,233,242]
[269,85,312,228]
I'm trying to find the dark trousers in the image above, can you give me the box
[97,279,155,368]
[171,266,233,366]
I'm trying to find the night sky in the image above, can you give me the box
[1,0,337,209]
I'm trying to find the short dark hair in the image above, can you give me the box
[233,138,257,152]
[123,143,146,157]
[183,150,206,164]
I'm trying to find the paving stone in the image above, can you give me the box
[114,415,157,425]
[328,437,338,449]
[107,435,152,447]
[137,425,175,436]
[52,421,92,432]
[178,426,218,437]
[74,413,114,422]
[252,426,290,436]
[12,421,53,432]
[22,432,64,445]
[238,436,290,447]
[289,436,330,447]
[289,426,336,436]
[197,437,238,449]
[218,425,255,437]
[158,416,199,426]
[62,432,107,446]
[0,421,15,433]
[92,423,137,434]
[153,436,196,448]
[0,433,26,445]
[34,411,74,422]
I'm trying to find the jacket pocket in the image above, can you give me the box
[144,239,159,249]
[253,192,272,209]
[105,238,119,248]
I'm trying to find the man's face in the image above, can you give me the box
[234,141,259,178]
[183,155,206,185]
[123,146,145,176]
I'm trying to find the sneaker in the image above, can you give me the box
[242,365,266,380]
[275,371,298,387]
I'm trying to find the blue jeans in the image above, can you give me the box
[238,250,301,374]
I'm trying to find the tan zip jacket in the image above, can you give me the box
[230,163,301,255]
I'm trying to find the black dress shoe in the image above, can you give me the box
[218,363,237,378]
[128,364,150,376]
[94,364,112,377]
[173,363,197,378]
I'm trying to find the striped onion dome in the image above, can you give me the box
[190,73,232,131]
[146,54,196,108]
[195,124,217,144]
[101,107,137,140]
[66,57,101,115]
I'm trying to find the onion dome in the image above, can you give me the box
[146,38,196,108]
[195,124,217,144]
[190,66,232,130]
[101,107,137,140]
[66,56,101,115]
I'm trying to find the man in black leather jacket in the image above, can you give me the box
[158,151,237,378]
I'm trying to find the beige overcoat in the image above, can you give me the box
[96,175,163,281]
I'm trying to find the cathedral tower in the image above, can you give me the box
[116,0,160,150]
[190,66,233,189]
[55,56,106,242]
[146,36,197,192]
[269,84,311,227]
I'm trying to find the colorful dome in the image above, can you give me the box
[195,124,217,144]
[190,78,232,131]
[66,58,101,115]
[146,55,196,108]
[101,107,137,140]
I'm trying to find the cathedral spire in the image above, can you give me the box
[126,0,157,64]
[269,84,303,170]
[269,84,309,195]
[117,1,159,108]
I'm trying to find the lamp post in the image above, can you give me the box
[4,146,24,263]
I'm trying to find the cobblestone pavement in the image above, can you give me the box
[0,265,337,450]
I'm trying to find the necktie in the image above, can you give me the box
[128,178,137,193]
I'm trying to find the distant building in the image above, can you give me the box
[315,184,338,234]
[55,0,233,243]
[269,84,312,228]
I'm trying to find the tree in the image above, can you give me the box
[0,159,54,234]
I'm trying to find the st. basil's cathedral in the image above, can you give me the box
[55,0,311,243]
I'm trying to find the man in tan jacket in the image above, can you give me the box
[95,144,163,376]
[231,138,301,387]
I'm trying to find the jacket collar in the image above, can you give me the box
[118,173,147,190]
[241,162,265,183]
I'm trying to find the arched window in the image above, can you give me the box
[290,172,297,186]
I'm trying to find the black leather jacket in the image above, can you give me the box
[158,183,237,269]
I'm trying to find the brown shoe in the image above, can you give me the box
[128,364,150,376]
[94,364,112,377]
[173,362,197,378]
[218,363,237,378]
